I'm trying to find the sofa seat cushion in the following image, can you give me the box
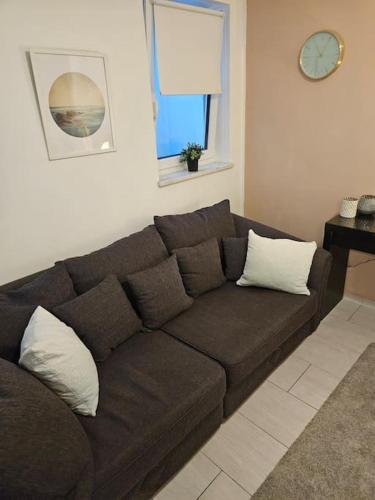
[78,331,225,498]
[161,281,318,388]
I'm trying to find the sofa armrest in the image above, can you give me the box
[307,247,332,326]
[0,358,94,499]
[232,213,302,241]
[232,213,332,327]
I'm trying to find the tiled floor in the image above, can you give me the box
[155,295,375,499]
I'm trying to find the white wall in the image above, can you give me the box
[0,0,246,284]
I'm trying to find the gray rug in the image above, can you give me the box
[253,343,375,500]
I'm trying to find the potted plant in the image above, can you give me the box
[179,142,204,172]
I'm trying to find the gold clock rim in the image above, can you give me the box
[299,30,345,81]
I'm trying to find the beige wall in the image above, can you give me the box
[0,0,246,284]
[245,0,375,300]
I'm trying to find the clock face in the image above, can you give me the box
[300,31,344,80]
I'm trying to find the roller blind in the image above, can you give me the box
[153,0,224,95]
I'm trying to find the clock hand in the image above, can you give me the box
[321,35,332,55]
[314,40,322,56]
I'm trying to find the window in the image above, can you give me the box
[145,0,229,171]
[154,48,211,159]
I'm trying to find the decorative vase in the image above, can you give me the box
[187,159,198,172]
[357,195,375,215]
[339,197,358,218]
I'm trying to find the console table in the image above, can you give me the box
[323,214,375,316]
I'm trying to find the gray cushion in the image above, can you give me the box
[173,238,226,297]
[78,331,225,498]
[0,264,76,363]
[161,281,318,388]
[127,255,193,329]
[64,225,168,295]
[154,200,236,252]
[0,357,93,499]
[53,275,142,362]
[223,237,248,281]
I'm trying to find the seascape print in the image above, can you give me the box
[49,72,105,138]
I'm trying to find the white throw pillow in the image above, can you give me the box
[237,230,317,295]
[19,306,99,416]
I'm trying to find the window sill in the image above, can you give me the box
[158,161,233,188]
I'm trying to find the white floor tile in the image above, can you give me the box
[268,355,310,391]
[203,412,286,495]
[154,452,219,500]
[325,296,361,321]
[316,317,375,354]
[360,297,375,310]
[293,334,361,379]
[349,304,375,332]
[199,472,250,500]
[239,381,316,447]
[289,365,340,409]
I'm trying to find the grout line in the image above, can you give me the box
[266,380,318,411]
[219,471,252,498]
[287,363,311,392]
[347,303,362,321]
[195,469,221,499]
[237,410,289,449]
[286,391,320,411]
[201,452,254,496]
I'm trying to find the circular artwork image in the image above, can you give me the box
[49,72,105,137]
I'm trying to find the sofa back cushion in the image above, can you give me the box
[127,255,193,329]
[154,200,236,253]
[173,238,226,297]
[64,225,168,295]
[0,264,76,363]
[53,275,142,362]
[223,237,248,281]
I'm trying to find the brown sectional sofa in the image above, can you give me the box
[0,201,332,499]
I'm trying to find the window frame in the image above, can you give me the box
[144,0,226,173]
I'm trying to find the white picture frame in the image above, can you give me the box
[29,48,116,160]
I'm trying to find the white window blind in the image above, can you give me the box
[153,0,224,95]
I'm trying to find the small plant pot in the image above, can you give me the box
[187,159,198,172]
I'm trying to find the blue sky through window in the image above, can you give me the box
[154,46,209,159]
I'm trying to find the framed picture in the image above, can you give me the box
[29,48,116,160]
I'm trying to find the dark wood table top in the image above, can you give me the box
[326,214,375,234]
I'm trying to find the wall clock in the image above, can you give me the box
[299,31,344,80]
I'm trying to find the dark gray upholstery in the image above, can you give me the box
[224,320,314,416]
[127,255,193,329]
[173,238,226,297]
[124,405,223,500]
[223,236,248,281]
[54,275,142,362]
[0,358,93,499]
[78,331,225,499]
[154,199,236,252]
[162,281,318,388]
[64,225,168,295]
[233,213,301,241]
[0,264,76,362]
[0,209,332,499]
[232,213,332,326]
